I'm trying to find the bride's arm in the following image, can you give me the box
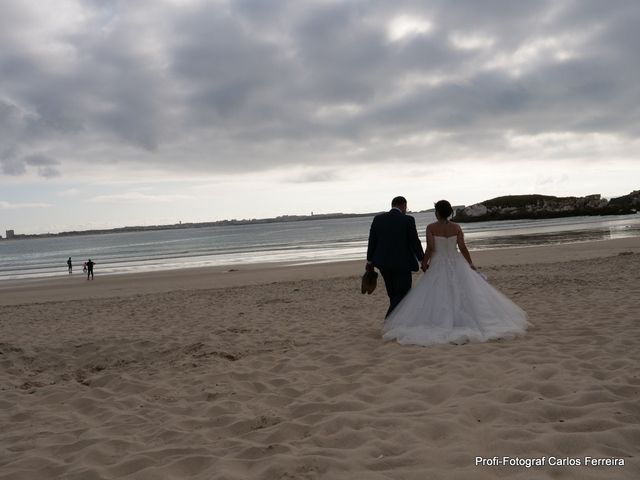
[456,225,477,270]
[421,225,434,271]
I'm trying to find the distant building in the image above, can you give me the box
[6,230,15,239]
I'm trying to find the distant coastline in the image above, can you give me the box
[1,211,402,241]
[3,189,639,240]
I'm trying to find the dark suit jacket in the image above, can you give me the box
[366,209,424,272]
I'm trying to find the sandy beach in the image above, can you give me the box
[1,237,639,479]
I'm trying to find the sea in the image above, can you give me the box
[1,213,639,282]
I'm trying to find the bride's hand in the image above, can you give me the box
[421,260,429,272]
[469,264,477,271]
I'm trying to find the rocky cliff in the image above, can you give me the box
[452,191,639,222]
[608,190,640,210]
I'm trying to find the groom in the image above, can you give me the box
[366,196,425,318]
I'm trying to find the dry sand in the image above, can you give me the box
[1,237,639,479]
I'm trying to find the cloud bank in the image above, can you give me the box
[1,0,639,179]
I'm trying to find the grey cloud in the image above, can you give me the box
[1,150,61,177]
[1,156,26,176]
[1,0,639,178]
[35,165,61,178]
[24,153,61,178]
[24,153,58,166]
[286,169,342,183]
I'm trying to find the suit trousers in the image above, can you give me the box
[380,269,412,318]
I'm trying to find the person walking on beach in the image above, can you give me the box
[67,257,73,274]
[382,200,529,346]
[86,259,95,280]
[366,196,424,318]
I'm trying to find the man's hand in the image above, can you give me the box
[365,262,374,272]
[421,259,429,272]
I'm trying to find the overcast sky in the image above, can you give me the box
[1,0,639,234]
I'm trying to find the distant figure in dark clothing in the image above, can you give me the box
[86,259,95,280]
[67,257,72,274]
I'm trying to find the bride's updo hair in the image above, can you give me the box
[435,200,453,219]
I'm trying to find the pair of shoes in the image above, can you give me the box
[361,270,378,294]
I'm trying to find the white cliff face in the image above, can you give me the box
[576,194,608,209]
[541,200,574,212]
[460,204,487,218]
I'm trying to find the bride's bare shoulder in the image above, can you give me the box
[450,222,464,233]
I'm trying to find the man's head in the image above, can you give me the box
[391,196,408,213]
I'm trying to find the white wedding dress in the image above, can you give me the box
[382,236,529,346]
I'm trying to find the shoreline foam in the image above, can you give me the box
[1,236,638,307]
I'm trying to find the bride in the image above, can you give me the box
[382,200,529,346]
